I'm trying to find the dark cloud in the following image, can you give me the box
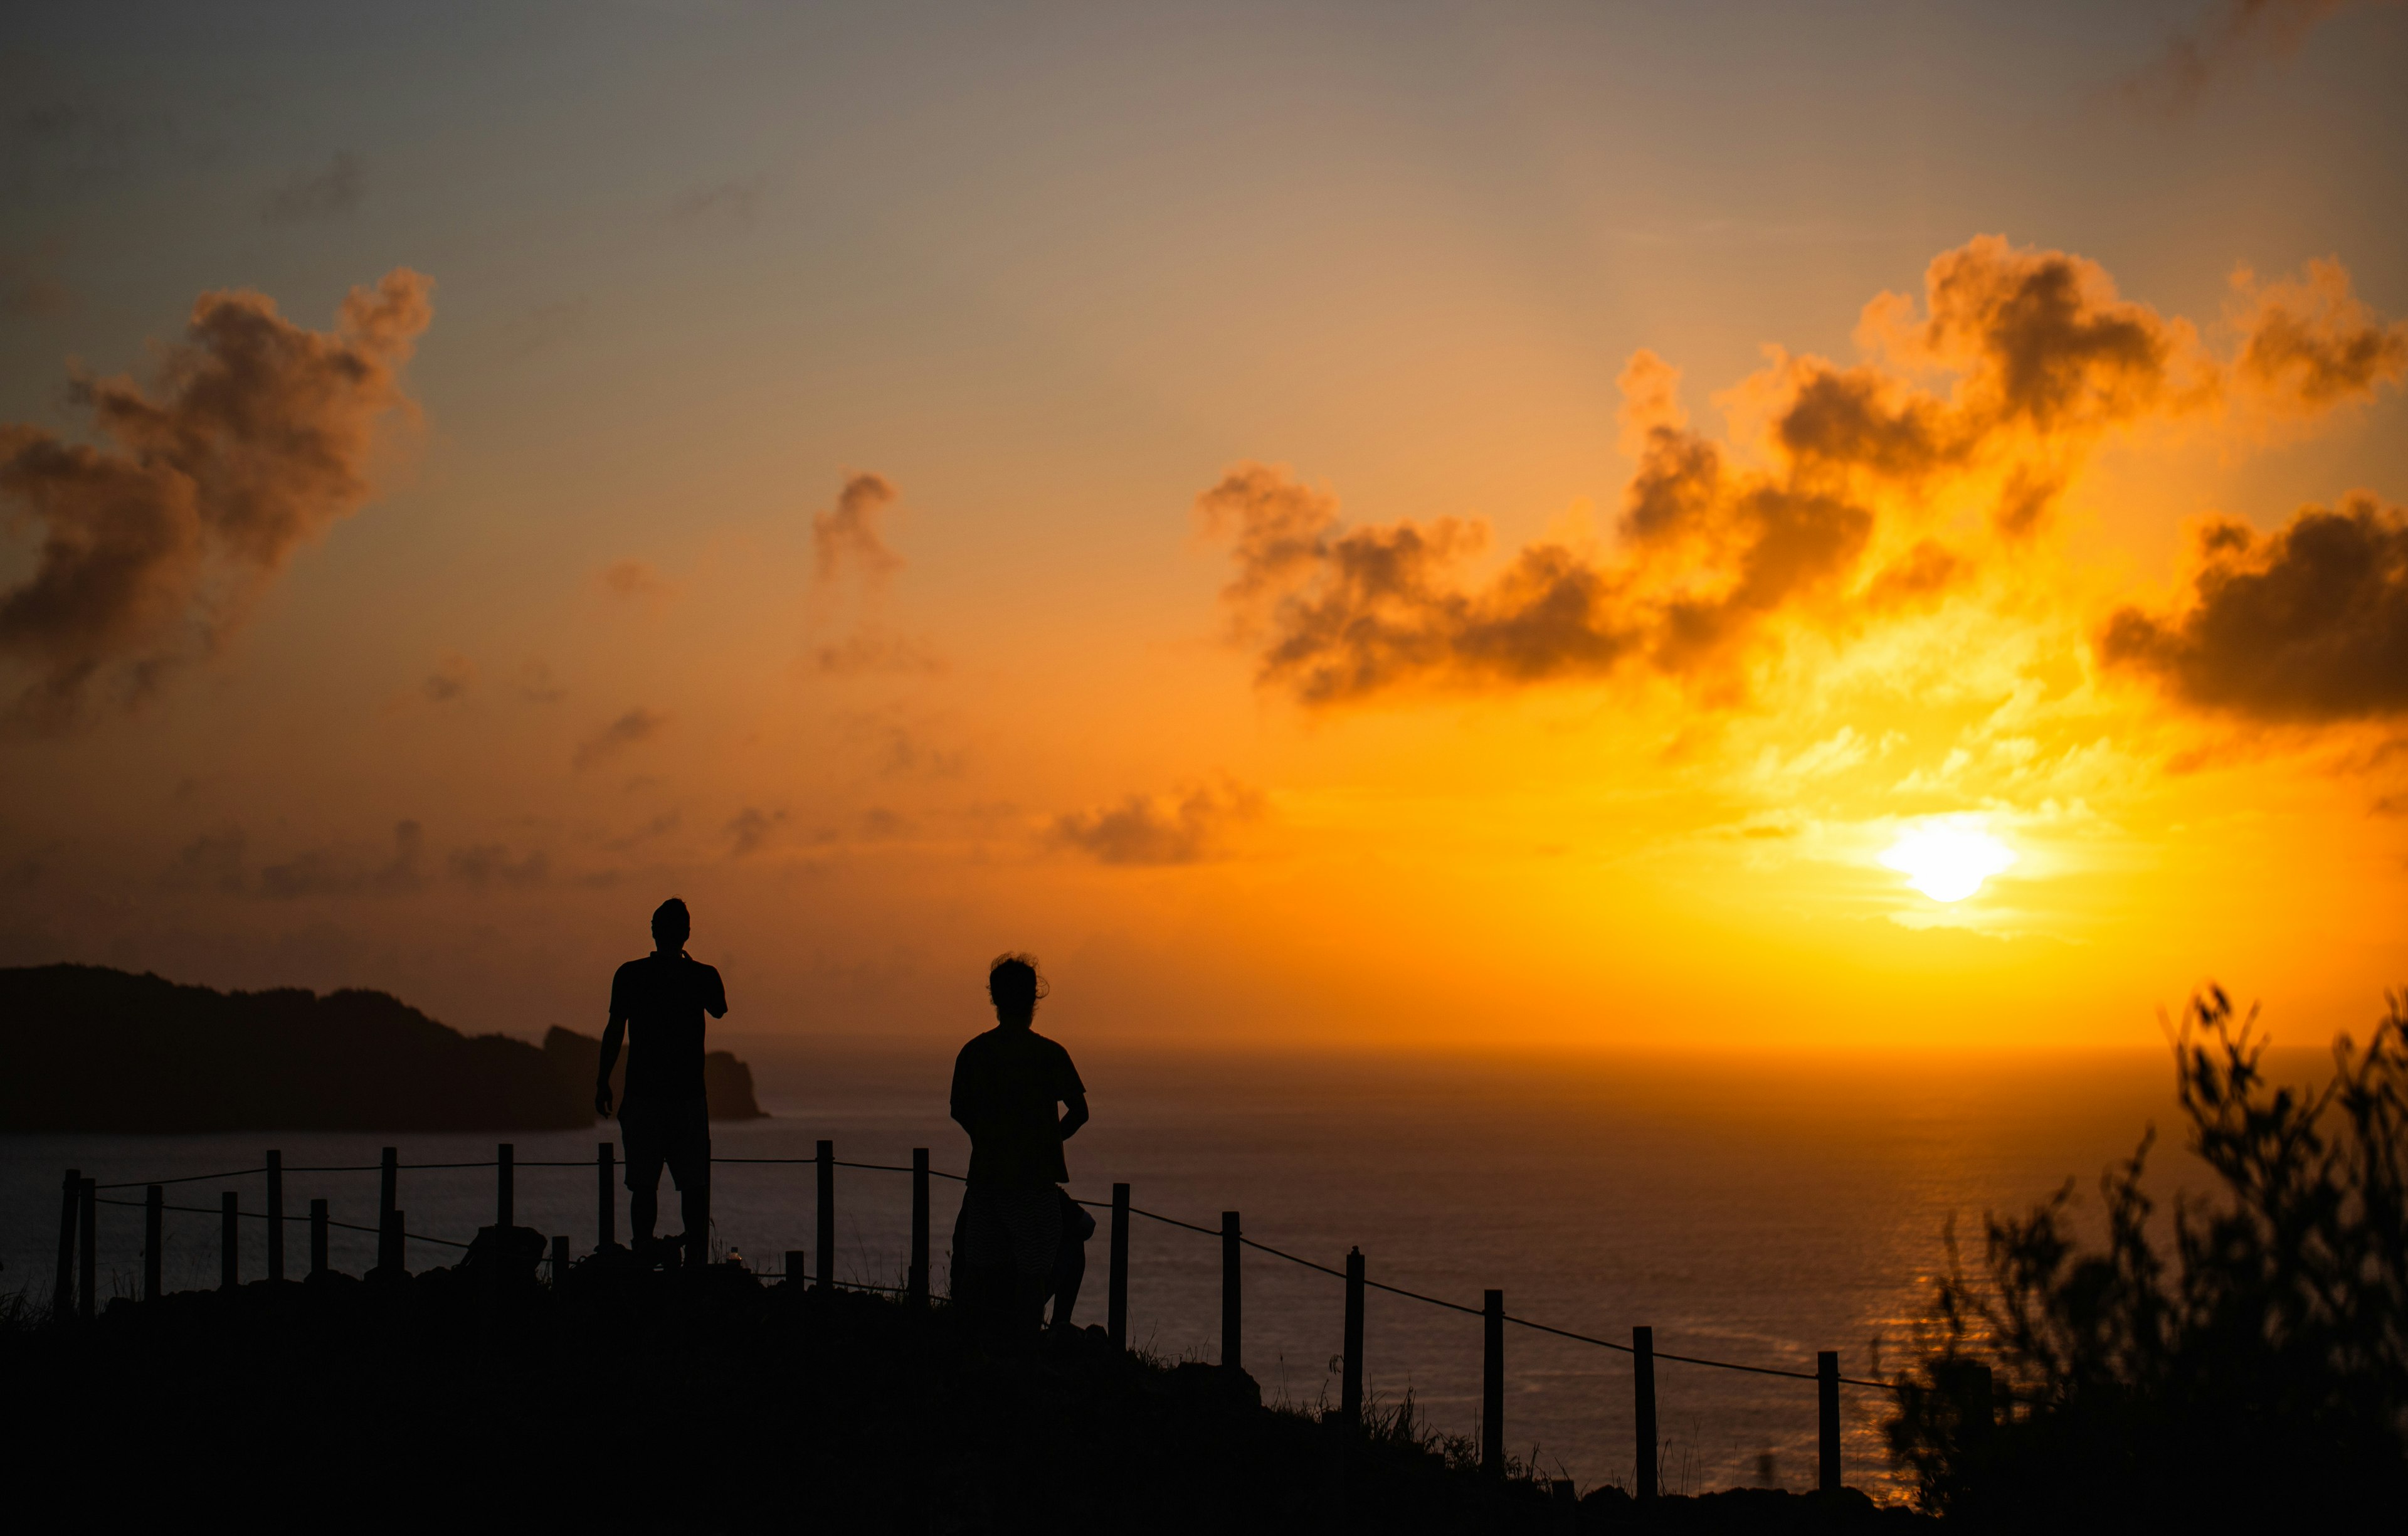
[1048,780,1267,866]
[2101,495,2408,721]
[725,807,786,857]
[446,844,548,889]
[261,151,363,224]
[422,652,474,703]
[1994,466,2062,540]
[573,707,667,770]
[2125,0,2372,114]
[812,629,946,677]
[1773,366,1958,480]
[4,90,184,203]
[1200,463,1640,706]
[162,825,246,893]
[1,243,75,317]
[813,472,903,586]
[874,724,968,778]
[500,297,591,359]
[517,660,568,704]
[1862,539,1971,613]
[1879,235,2195,434]
[2232,258,2408,412]
[596,558,676,605]
[1200,368,1885,705]
[258,820,423,899]
[603,810,680,854]
[669,175,769,228]
[0,269,433,731]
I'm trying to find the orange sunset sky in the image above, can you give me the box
[3,1,2404,1052]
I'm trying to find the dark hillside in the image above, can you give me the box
[0,964,591,1131]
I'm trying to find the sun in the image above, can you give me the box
[1880,823,2017,903]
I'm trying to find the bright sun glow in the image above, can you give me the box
[1880,824,2017,903]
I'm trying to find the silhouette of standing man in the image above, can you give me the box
[950,953,1087,1359]
[597,898,727,1270]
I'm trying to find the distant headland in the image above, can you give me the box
[0,964,764,1132]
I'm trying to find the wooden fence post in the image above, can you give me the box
[1818,1350,1841,1493]
[309,1199,329,1277]
[909,1148,930,1306]
[265,1150,284,1281]
[497,1143,515,1232]
[78,1178,97,1320]
[378,1148,399,1272]
[815,1140,835,1290]
[1107,1183,1130,1352]
[1341,1247,1365,1424]
[551,1234,569,1283]
[598,1141,616,1251]
[54,1167,78,1320]
[221,1192,238,1291]
[391,1211,406,1274]
[1482,1289,1504,1475]
[1634,1326,1658,1500]
[1221,1210,1241,1370]
[145,1185,164,1301]
[784,1250,806,1285]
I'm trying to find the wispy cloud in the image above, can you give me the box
[262,151,364,224]
[0,269,433,731]
[668,174,769,229]
[1048,779,1267,866]
[258,820,423,899]
[421,652,475,703]
[573,707,667,770]
[2123,0,2385,115]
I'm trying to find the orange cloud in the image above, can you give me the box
[1048,779,1267,866]
[2125,0,2379,114]
[2230,258,2408,413]
[0,269,433,731]
[596,558,678,605]
[2101,495,2408,722]
[573,707,667,770]
[421,652,475,703]
[813,470,902,586]
[1203,238,2400,716]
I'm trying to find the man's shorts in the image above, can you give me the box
[620,1093,709,1193]
[955,1182,1065,1281]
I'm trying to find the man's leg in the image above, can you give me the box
[1005,1188,1064,1358]
[1049,1234,1086,1329]
[623,1118,664,1249]
[669,1120,710,1270]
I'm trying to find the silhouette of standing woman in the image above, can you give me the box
[950,953,1088,1359]
[597,898,727,1270]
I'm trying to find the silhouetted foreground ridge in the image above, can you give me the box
[1,1259,1926,1534]
[0,964,761,1131]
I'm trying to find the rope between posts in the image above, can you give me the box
[95,1195,472,1249]
[96,1167,266,1190]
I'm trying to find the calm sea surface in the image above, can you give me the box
[5,1039,2289,1502]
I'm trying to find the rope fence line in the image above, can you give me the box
[95,1195,472,1249]
[55,1137,1905,1490]
[78,1149,1879,1387]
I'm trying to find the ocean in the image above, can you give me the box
[3,1038,2271,1502]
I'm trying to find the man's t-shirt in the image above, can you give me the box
[608,952,727,1110]
[950,1027,1084,1189]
